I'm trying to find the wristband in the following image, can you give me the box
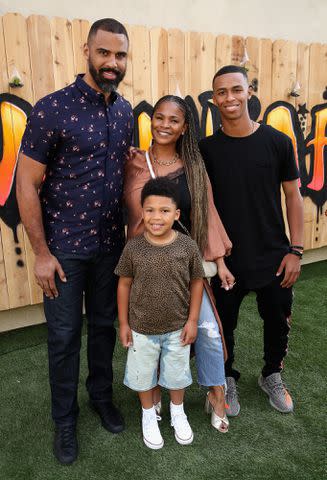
[289,248,303,259]
[290,245,303,250]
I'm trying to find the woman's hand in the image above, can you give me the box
[216,257,236,291]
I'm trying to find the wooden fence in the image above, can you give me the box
[0,12,326,313]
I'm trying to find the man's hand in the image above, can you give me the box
[119,324,133,348]
[276,253,301,288]
[34,253,66,299]
[180,320,197,345]
[128,146,145,160]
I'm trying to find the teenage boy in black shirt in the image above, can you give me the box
[199,65,303,416]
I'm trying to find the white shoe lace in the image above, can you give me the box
[143,414,162,443]
[171,413,192,438]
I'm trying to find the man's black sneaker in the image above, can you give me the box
[53,425,78,465]
[90,401,125,433]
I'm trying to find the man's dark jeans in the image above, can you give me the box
[212,274,293,380]
[43,252,120,427]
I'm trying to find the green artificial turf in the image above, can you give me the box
[0,261,326,480]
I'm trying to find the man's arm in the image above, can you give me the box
[276,179,304,288]
[180,278,203,345]
[16,153,66,298]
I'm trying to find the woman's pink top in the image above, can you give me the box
[124,150,232,260]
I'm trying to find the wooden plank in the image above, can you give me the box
[168,28,185,97]
[0,303,45,332]
[245,36,262,119]
[245,36,260,81]
[307,43,327,250]
[296,43,310,123]
[2,13,33,102]
[270,40,298,238]
[24,15,53,304]
[271,39,298,105]
[71,18,90,76]
[315,201,327,248]
[0,220,31,308]
[215,34,232,71]
[27,15,55,102]
[303,197,314,250]
[185,31,202,109]
[257,38,272,120]
[0,223,9,311]
[119,24,133,105]
[129,25,152,106]
[23,233,43,304]
[0,17,9,93]
[185,32,215,111]
[3,14,44,305]
[150,27,168,104]
[231,35,244,65]
[296,42,314,253]
[302,245,327,265]
[200,33,216,93]
[1,13,33,308]
[310,205,326,250]
[50,17,75,89]
[307,43,327,110]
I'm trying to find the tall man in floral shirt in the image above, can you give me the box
[17,18,133,465]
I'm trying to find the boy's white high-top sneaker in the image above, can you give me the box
[142,407,164,450]
[170,402,194,445]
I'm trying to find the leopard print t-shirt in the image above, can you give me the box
[115,232,204,335]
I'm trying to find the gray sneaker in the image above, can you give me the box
[225,377,240,417]
[258,373,294,413]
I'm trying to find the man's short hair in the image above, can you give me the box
[141,177,180,207]
[87,18,129,43]
[212,65,248,87]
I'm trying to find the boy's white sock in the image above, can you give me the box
[170,401,193,445]
[170,401,184,416]
[142,406,156,418]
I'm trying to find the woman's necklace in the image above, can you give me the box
[151,146,179,166]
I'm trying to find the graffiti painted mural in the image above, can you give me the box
[263,101,327,209]
[133,94,327,210]
[0,92,326,234]
[0,94,32,243]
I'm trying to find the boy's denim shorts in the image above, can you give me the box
[124,329,192,391]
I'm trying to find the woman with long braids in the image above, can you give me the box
[123,95,235,432]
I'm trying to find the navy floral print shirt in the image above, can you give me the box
[21,74,133,256]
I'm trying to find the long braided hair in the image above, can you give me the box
[152,95,208,254]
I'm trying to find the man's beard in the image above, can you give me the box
[89,61,125,94]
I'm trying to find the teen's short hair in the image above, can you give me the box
[88,18,129,43]
[141,177,180,207]
[212,65,248,87]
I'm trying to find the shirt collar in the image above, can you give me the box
[75,74,119,105]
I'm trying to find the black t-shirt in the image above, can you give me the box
[199,124,299,288]
[166,169,192,235]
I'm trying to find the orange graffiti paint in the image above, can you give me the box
[0,101,27,206]
[205,106,213,137]
[137,112,152,151]
[306,107,327,191]
[265,105,301,186]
